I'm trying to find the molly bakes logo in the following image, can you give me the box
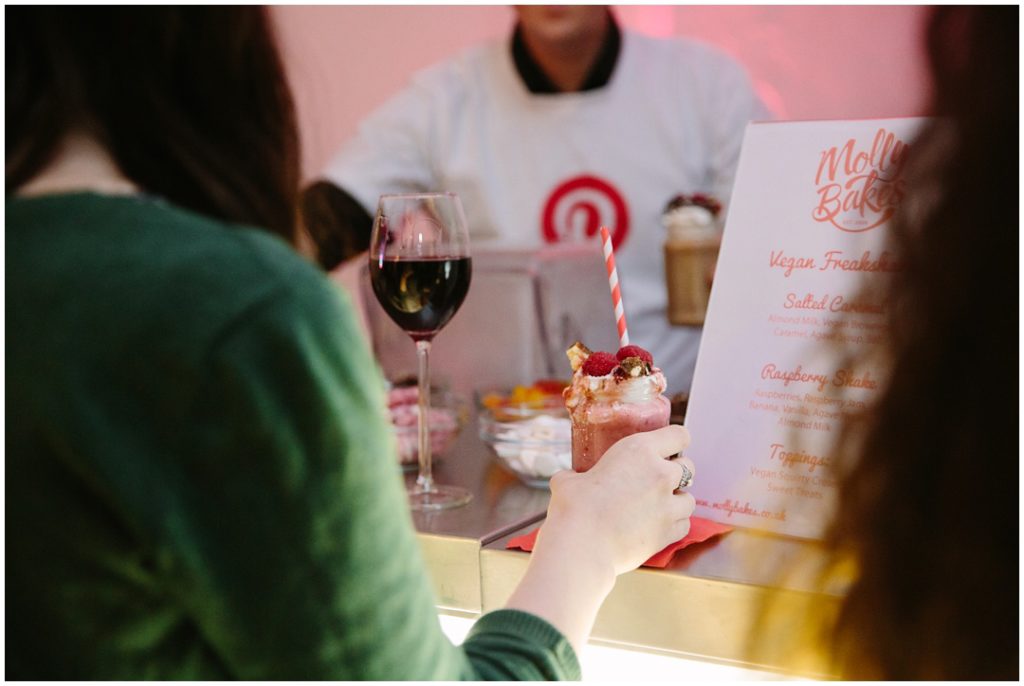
[812,127,910,232]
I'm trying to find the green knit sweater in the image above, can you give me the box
[6,193,579,680]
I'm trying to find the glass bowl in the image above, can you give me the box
[477,386,572,489]
[387,384,469,469]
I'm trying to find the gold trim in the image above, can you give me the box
[480,533,840,677]
[417,533,483,612]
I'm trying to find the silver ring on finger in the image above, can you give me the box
[675,460,693,491]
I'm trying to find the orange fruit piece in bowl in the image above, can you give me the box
[533,379,569,396]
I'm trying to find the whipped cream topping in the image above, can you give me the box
[662,204,717,241]
[564,368,668,410]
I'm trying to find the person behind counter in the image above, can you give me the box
[6,6,696,679]
[303,5,770,397]
[754,6,1018,679]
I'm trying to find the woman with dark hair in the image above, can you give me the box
[754,6,1018,679]
[6,6,300,241]
[6,7,696,680]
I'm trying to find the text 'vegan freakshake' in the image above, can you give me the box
[563,342,671,472]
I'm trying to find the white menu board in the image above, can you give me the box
[686,118,924,539]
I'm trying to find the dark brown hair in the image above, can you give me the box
[6,6,300,243]
[814,6,1018,678]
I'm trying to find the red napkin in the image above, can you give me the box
[506,516,732,568]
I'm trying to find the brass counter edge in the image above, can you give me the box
[416,533,484,613]
[479,546,839,677]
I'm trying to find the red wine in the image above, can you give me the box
[370,256,472,341]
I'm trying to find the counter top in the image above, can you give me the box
[410,413,842,675]
[480,526,841,677]
[406,412,550,612]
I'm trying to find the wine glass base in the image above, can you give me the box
[408,484,472,511]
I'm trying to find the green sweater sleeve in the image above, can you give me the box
[165,276,579,680]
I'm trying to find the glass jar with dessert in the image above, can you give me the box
[563,342,672,473]
[662,193,723,327]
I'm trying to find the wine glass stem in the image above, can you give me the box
[415,339,434,493]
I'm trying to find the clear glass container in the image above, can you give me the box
[664,233,721,326]
[567,376,671,472]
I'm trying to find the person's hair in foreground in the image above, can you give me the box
[758,6,1018,679]
[6,6,300,243]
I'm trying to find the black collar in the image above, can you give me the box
[511,11,621,94]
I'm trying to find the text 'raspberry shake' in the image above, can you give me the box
[563,342,671,472]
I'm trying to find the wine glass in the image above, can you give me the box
[369,192,473,510]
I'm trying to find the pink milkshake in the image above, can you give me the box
[563,342,671,472]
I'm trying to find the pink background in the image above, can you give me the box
[272,5,931,180]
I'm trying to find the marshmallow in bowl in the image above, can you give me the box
[489,414,571,478]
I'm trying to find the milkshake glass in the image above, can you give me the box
[662,199,721,326]
[563,347,671,472]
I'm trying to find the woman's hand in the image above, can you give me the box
[542,424,696,576]
[504,425,696,653]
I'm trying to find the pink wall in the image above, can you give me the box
[670,6,930,121]
[272,5,931,180]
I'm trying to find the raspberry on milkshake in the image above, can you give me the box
[563,341,671,472]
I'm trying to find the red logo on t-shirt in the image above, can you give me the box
[541,175,630,249]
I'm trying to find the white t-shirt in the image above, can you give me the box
[325,30,769,395]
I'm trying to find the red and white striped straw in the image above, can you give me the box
[599,226,629,348]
